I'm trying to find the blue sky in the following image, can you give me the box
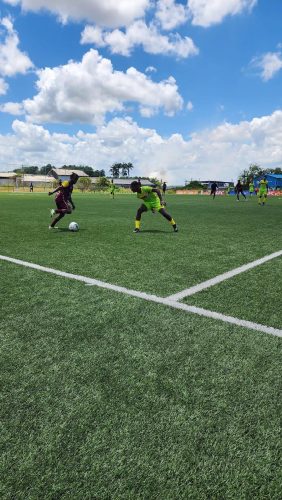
[0,0,282,183]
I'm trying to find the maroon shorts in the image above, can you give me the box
[55,192,70,211]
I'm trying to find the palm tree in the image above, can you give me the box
[122,162,134,176]
[109,163,121,178]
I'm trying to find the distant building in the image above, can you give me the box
[254,174,282,190]
[49,168,89,181]
[91,178,155,188]
[0,172,16,185]
[21,174,53,187]
[195,181,234,189]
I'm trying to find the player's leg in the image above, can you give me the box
[49,212,65,228]
[133,204,147,232]
[159,207,178,232]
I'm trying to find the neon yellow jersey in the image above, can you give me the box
[137,186,162,209]
[137,186,156,202]
[259,179,268,190]
[249,182,254,192]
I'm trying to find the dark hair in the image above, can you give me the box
[70,172,79,182]
[130,181,140,190]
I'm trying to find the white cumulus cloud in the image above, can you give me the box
[3,0,149,27]
[187,0,257,27]
[16,49,183,124]
[1,111,282,184]
[0,16,33,77]
[251,51,282,81]
[155,0,189,30]
[81,20,198,59]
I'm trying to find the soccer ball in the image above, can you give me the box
[69,222,79,232]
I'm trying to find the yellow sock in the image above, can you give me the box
[170,218,176,225]
[135,220,141,229]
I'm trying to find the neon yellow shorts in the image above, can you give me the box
[143,200,164,211]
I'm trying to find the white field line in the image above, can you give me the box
[166,250,282,301]
[1,254,281,338]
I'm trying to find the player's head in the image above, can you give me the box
[70,172,79,184]
[130,181,141,192]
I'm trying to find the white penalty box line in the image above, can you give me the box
[166,250,282,301]
[0,254,281,338]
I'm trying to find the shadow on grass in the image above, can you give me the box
[138,229,175,234]
[49,228,85,233]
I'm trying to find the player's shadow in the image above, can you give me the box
[141,229,172,234]
[58,228,85,232]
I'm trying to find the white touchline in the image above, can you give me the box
[166,249,282,301]
[0,254,281,339]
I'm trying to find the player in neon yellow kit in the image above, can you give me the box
[130,181,178,233]
[258,176,268,206]
[249,179,255,197]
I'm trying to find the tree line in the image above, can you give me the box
[12,162,136,178]
[13,164,106,177]
[240,164,282,184]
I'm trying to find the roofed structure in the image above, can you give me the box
[49,168,89,180]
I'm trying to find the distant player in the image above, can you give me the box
[48,172,79,228]
[258,176,268,206]
[110,179,116,199]
[210,181,218,199]
[130,181,178,233]
[162,181,167,198]
[235,180,247,201]
[249,180,255,197]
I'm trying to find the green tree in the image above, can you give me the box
[149,177,160,187]
[110,162,134,178]
[39,164,53,175]
[185,180,204,190]
[121,162,134,176]
[109,163,122,178]
[95,176,111,190]
[77,177,92,192]
[93,169,105,177]
[13,166,39,174]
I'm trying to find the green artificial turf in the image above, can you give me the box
[1,192,282,499]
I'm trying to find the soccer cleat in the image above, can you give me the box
[49,225,59,229]
[173,224,178,232]
[133,228,140,233]
[50,208,55,217]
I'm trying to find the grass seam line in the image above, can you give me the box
[166,249,282,301]
[1,254,281,338]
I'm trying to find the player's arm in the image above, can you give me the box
[152,188,165,205]
[48,186,61,196]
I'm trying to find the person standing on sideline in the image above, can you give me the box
[110,179,116,199]
[258,176,268,206]
[235,180,247,201]
[48,172,79,228]
[162,181,167,198]
[249,179,255,197]
[29,182,33,192]
[130,181,178,233]
[210,181,218,199]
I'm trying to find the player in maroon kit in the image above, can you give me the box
[235,179,247,201]
[48,172,79,228]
